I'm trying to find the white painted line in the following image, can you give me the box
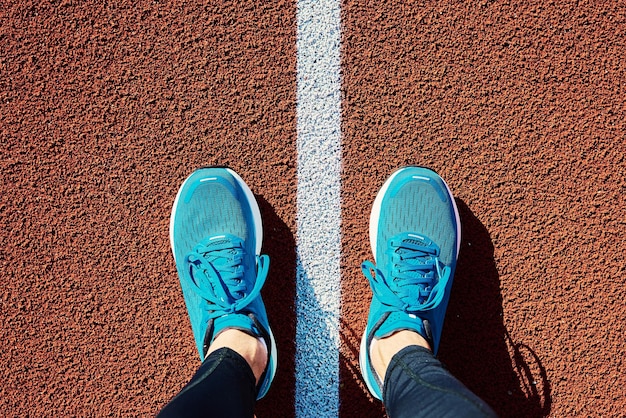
[295,0,342,416]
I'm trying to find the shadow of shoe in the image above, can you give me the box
[255,195,297,418]
[439,198,551,418]
[339,317,387,417]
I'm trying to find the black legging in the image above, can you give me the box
[158,348,256,418]
[383,346,497,418]
[158,346,497,418]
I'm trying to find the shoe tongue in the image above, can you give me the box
[206,238,230,247]
[198,235,242,262]
[393,233,437,258]
[201,234,238,250]
[398,233,431,247]
[373,311,428,339]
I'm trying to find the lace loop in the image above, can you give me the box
[362,235,450,313]
[185,236,269,319]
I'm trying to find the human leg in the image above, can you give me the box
[158,347,257,418]
[381,345,496,418]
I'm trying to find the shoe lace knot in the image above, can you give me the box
[362,233,451,313]
[185,235,269,319]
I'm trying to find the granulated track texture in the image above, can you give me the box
[1,0,625,417]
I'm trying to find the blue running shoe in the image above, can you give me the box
[359,166,461,400]
[169,167,277,399]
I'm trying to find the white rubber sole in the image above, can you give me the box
[359,328,383,400]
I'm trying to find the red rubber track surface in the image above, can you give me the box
[340,2,626,417]
[2,1,625,417]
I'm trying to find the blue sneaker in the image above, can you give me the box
[359,166,461,400]
[169,167,277,399]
